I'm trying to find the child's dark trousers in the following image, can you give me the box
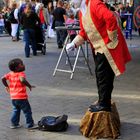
[11,99,34,128]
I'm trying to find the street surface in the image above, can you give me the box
[0,32,140,140]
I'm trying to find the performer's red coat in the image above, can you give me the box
[75,0,131,76]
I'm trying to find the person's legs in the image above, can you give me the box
[4,21,11,35]
[138,28,140,36]
[20,99,34,128]
[56,29,62,48]
[11,23,18,41]
[16,24,21,40]
[90,53,115,112]
[11,100,21,126]
[56,29,67,48]
[96,53,114,106]
[55,21,64,48]
[29,29,37,55]
[61,30,67,45]
[24,29,30,57]
[0,26,3,34]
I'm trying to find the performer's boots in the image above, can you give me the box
[89,100,111,112]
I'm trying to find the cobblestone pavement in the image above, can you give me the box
[0,31,140,140]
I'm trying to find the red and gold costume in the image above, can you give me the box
[71,0,132,112]
[73,0,131,76]
[70,1,132,137]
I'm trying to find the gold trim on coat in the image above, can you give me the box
[81,1,120,76]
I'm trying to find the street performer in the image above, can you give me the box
[66,0,131,112]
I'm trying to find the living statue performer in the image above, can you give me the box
[66,0,131,112]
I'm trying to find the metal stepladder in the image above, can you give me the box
[53,26,93,79]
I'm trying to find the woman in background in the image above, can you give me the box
[47,1,55,38]
[37,3,50,31]
[20,3,40,57]
[10,2,19,41]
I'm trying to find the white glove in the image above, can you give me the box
[66,42,75,52]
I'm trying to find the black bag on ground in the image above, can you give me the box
[38,114,68,131]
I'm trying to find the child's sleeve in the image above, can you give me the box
[2,73,10,80]
[19,72,26,78]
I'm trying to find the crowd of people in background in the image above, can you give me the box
[0,0,138,50]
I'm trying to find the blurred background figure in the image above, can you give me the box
[37,3,50,31]
[35,0,41,13]
[65,11,77,42]
[19,0,30,15]
[125,2,133,13]
[118,2,127,29]
[0,13,5,34]
[9,2,19,41]
[52,0,67,49]
[47,1,55,38]
[2,6,11,35]
[20,3,40,57]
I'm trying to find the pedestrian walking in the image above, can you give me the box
[37,3,50,31]
[1,58,35,129]
[9,2,19,41]
[20,3,40,57]
[52,0,67,48]
[47,1,55,38]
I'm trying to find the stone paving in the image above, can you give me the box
[0,31,140,140]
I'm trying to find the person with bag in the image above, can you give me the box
[47,1,55,38]
[66,0,131,112]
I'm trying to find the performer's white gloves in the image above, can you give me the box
[66,42,75,53]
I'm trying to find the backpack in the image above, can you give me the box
[38,115,68,131]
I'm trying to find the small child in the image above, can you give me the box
[1,58,35,129]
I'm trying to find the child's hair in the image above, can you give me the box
[8,58,23,71]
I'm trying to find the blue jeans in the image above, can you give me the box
[11,99,34,128]
[0,26,4,34]
[55,21,67,47]
[24,29,37,57]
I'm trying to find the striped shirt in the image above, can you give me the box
[4,72,28,99]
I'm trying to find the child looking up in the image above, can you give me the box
[1,58,35,129]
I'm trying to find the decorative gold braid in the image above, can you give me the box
[81,1,120,76]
